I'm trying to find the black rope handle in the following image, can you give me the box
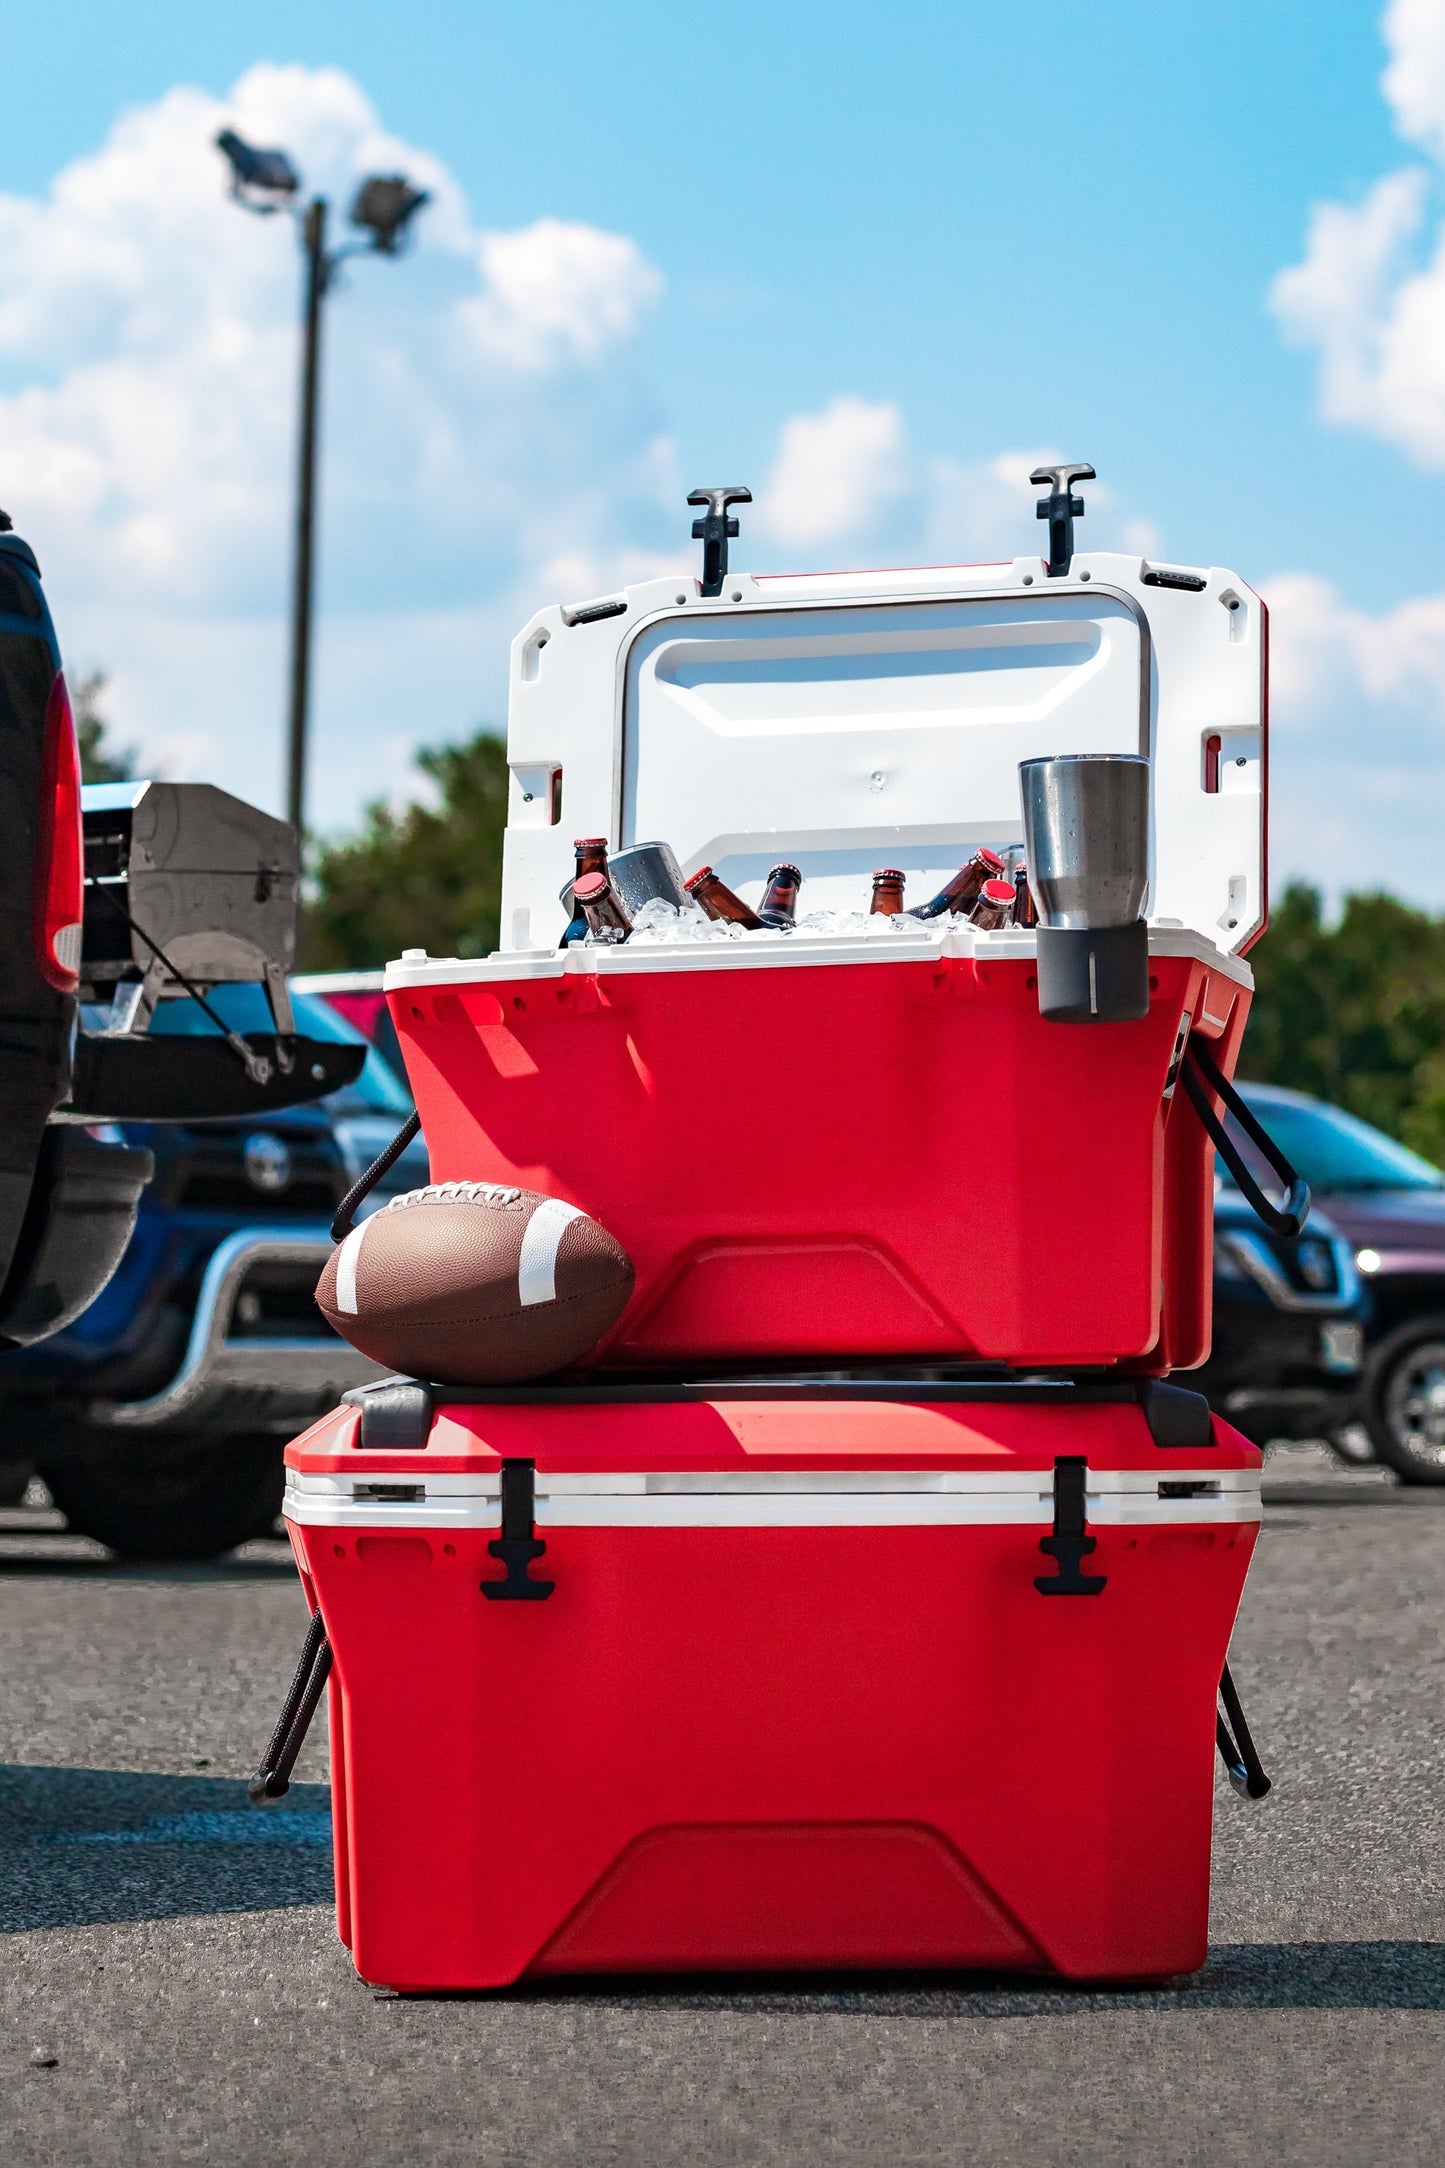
[1216,1659,1272,1801]
[249,1609,333,1804]
[1181,1036,1310,1238]
[331,1108,421,1242]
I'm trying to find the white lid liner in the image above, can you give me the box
[286,1464,1260,1531]
[498,553,1266,957]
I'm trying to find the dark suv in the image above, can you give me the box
[1196,1191,1365,1446]
[1227,1083,1445,1483]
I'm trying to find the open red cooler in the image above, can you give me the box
[286,1377,1260,1990]
[274,531,1275,1987]
[389,546,1266,1375]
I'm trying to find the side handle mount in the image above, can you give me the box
[1030,461,1095,578]
[687,485,752,598]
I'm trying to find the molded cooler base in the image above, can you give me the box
[286,1391,1261,1990]
[388,934,1250,1374]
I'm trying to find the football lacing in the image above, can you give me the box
[384,1181,523,1211]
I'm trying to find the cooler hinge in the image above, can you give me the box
[1034,1456,1108,1596]
[481,1459,554,1602]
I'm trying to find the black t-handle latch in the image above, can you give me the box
[482,1458,554,1601]
[1030,462,1095,578]
[1035,1455,1108,1596]
[688,485,752,597]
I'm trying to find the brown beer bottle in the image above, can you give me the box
[909,847,1006,920]
[870,868,906,916]
[968,878,1017,931]
[561,837,611,947]
[1012,860,1038,928]
[685,866,765,929]
[758,862,803,928]
[572,870,632,943]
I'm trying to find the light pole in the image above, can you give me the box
[215,130,429,844]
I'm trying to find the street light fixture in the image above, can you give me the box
[215,128,430,845]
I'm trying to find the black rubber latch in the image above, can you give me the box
[482,1458,554,1601]
[1138,1379,1214,1450]
[687,485,752,597]
[1035,1456,1107,1596]
[343,1379,433,1452]
[1030,461,1095,577]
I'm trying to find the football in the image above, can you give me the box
[317,1182,635,1386]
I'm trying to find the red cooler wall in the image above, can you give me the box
[390,947,1249,1371]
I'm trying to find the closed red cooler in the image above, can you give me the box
[285,1380,1260,1991]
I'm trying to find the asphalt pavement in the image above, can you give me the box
[2,1444,1444,2166]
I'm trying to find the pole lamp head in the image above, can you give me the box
[215,128,302,213]
[349,175,430,255]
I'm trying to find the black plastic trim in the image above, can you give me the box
[371,1373,1210,1430]
[343,1378,434,1451]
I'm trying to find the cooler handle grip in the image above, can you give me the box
[249,1609,333,1805]
[1216,1659,1272,1802]
[331,1109,422,1242]
[1181,1038,1310,1239]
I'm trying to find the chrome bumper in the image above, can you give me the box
[90,1226,385,1433]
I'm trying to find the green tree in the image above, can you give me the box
[303,729,509,971]
[1242,881,1445,1165]
[72,671,138,784]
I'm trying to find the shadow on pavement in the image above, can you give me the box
[473,1940,1445,2015]
[0,1763,332,1931]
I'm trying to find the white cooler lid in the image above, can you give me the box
[498,551,1266,957]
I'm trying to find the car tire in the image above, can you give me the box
[1360,1316,1445,1484]
[37,1433,285,1561]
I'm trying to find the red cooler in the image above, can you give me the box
[287,1379,1260,1989]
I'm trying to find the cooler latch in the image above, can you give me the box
[1034,1456,1108,1596]
[687,485,751,597]
[482,1459,554,1602]
[1030,461,1095,577]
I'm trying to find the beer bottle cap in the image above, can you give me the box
[979,879,1015,903]
[684,867,715,892]
[976,848,1006,872]
[573,837,608,851]
[873,868,905,882]
[765,863,802,883]
[573,872,608,901]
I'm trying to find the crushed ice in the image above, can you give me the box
[592,898,929,946]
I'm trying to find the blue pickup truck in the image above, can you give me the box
[0,981,427,1558]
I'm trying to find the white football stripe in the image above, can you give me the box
[517,1199,585,1307]
[333,1221,370,1316]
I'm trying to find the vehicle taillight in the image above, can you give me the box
[33,671,84,994]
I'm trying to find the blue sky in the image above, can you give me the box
[2,2,1443,898]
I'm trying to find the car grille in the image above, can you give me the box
[1276,1233,1342,1297]
[179,1171,339,1214]
[169,1129,345,1217]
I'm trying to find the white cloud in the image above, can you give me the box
[1383,0,1445,154]
[460,219,662,370]
[0,63,669,830]
[1270,2,1445,465]
[756,396,907,550]
[1261,568,1445,901]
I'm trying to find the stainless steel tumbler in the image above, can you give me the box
[609,840,695,917]
[1018,754,1151,1022]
